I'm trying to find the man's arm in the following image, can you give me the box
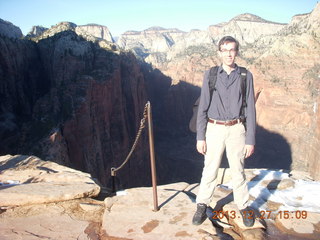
[196,70,210,141]
[196,70,211,155]
[244,71,256,152]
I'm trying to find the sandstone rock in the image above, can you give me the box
[308,2,320,37]
[75,24,114,42]
[1,2,320,198]
[0,155,100,207]
[260,178,295,190]
[117,13,285,64]
[35,21,77,40]
[103,182,225,240]
[142,3,320,182]
[26,25,48,38]
[276,179,295,190]
[290,170,314,181]
[0,26,152,188]
[208,13,285,45]
[117,26,186,53]
[0,18,23,38]
[275,211,320,239]
[223,204,266,231]
[102,181,272,240]
[79,202,104,212]
[241,228,266,240]
[30,21,115,44]
[0,198,105,240]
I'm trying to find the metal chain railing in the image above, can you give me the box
[110,103,149,177]
[108,101,158,211]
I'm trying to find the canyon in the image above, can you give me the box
[0,3,319,193]
[117,4,320,181]
[0,3,320,240]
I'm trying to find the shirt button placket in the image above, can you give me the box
[226,87,231,119]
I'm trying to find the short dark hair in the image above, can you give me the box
[218,36,239,52]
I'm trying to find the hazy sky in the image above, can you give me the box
[0,0,318,37]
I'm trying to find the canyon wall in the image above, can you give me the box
[0,2,319,188]
[0,22,170,188]
[116,4,320,180]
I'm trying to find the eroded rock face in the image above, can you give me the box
[26,25,48,38]
[248,3,320,178]
[0,155,100,206]
[75,24,114,42]
[117,13,285,64]
[0,154,105,239]
[0,197,105,240]
[29,21,115,44]
[0,22,163,188]
[208,13,286,45]
[0,18,23,39]
[0,3,319,190]
[117,3,320,180]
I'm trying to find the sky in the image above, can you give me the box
[0,0,318,37]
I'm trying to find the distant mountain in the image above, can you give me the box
[26,25,48,38]
[26,21,115,43]
[117,3,320,181]
[117,12,286,65]
[230,13,286,24]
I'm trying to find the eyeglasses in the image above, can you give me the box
[219,49,237,54]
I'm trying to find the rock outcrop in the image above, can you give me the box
[117,13,285,65]
[0,21,165,188]
[0,154,104,240]
[0,3,319,190]
[249,3,320,178]
[208,13,285,44]
[0,154,100,206]
[0,18,23,38]
[26,25,48,38]
[116,3,320,180]
[103,169,320,240]
[29,21,115,43]
[0,155,319,240]
[75,24,114,42]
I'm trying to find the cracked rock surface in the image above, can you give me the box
[0,155,100,207]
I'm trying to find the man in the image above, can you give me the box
[192,36,256,227]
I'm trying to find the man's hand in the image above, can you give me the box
[197,140,207,155]
[244,145,254,158]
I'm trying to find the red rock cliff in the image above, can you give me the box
[0,28,161,187]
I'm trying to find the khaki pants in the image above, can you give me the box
[196,122,249,209]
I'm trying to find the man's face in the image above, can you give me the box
[218,41,238,67]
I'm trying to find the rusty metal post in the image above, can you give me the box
[147,101,159,211]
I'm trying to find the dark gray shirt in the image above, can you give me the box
[196,65,256,145]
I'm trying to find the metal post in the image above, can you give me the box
[147,101,159,211]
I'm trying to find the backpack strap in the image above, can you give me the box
[239,67,247,118]
[188,66,219,133]
[208,66,219,109]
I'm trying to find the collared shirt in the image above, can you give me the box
[196,65,256,145]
